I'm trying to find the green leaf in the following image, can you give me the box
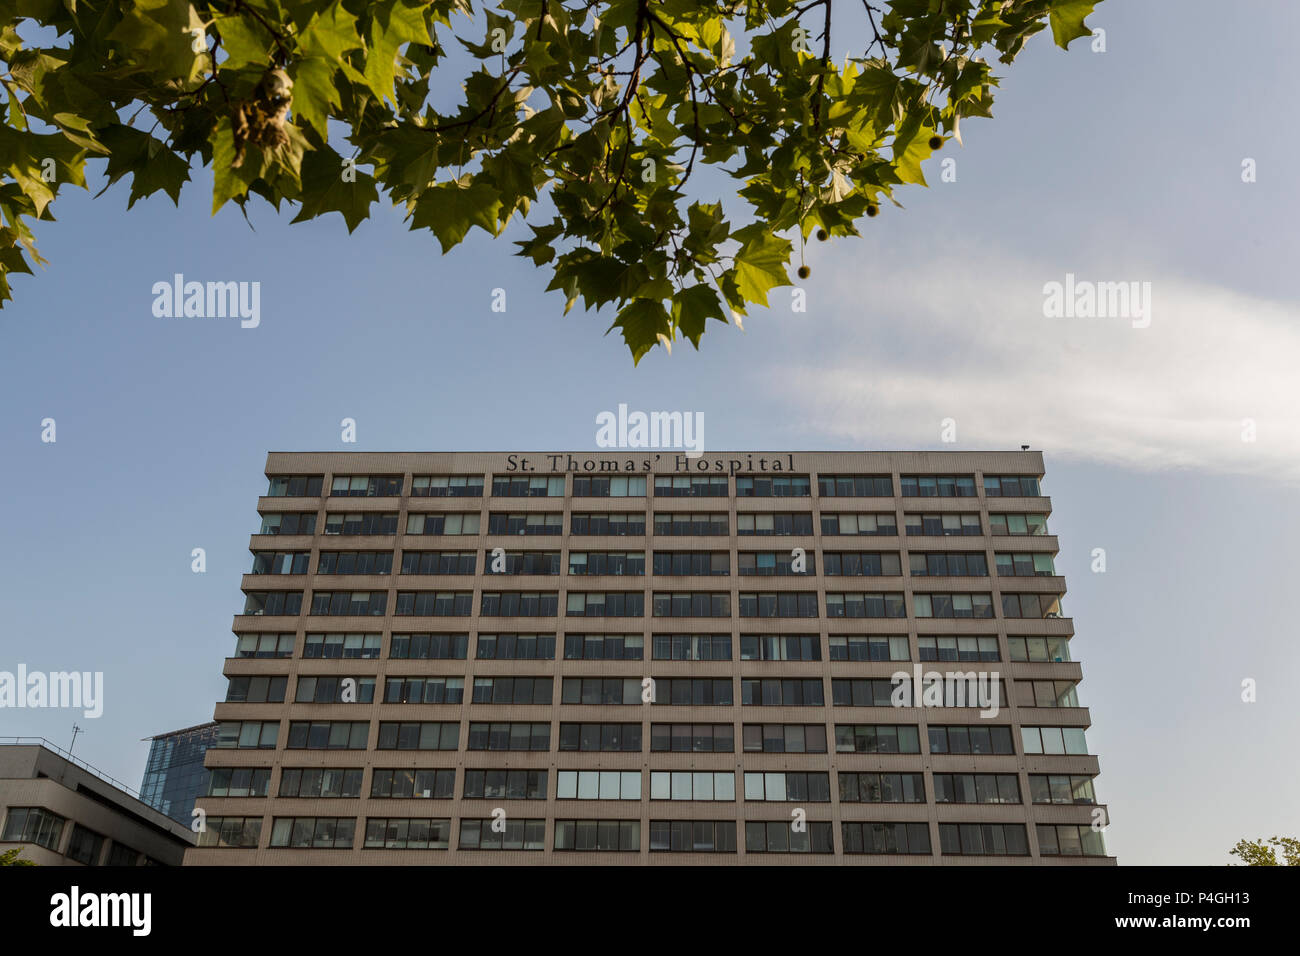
[671,284,728,347]
[290,56,341,136]
[409,176,502,252]
[291,146,377,232]
[730,225,792,307]
[613,297,673,364]
[1048,0,1098,48]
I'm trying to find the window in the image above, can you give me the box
[560,677,642,705]
[566,592,643,617]
[817,474,893,496]
[250,551,310,575]
[558,723,643,752]
[330,475,402,497]
[303,632,382,659]
[988,512,1048,536]
[1007,636,1070,662]
[649,820,736,852]
[411,475,483,497]
[820,513,897,536]
[225,675,287,703]
[654,678,733,705]
[106,843,140,866]
[569,551,646,575]
[653,512,727,535]
[838,772,925,803]
[400,551,477,574]
[738,592,817,617]
[912,593,994,618]
[278,768,363,798]
[390,632,468,660]
[742,772,831,802]
[1001,592,1063,619]
[384,676,465,704]
[458,818,545,850]
[555,820,640,852]
[286,721,369,750]
[324,512,399,535]
[904,512,983,536]
[900,475,976,497]
[258,512,317,535]
[830,679,899,707]
[216,721,278,749]
[828,636,909,662]
[739,634,820,661]
[569,512,644,535]
[564,634,644,660]
[825,592,905,618]
[480,591,560,616]
[195,817,261,848]
[309,591,387,616]
[1020,726,1089,755]
[983,475,1042,497]
[208,767,273,798]
[736,512,813,535]
[465,769,548,800]
[406,512,482,535]
[653,551,729,575]
[649,771,736,801]
[491,475,565,497]
[476,633,554,660]
[573,475,646,497]
[318,551,395,575]
[466,722,550,751]
[65,825,105,865]
[938,823,1029,856]
[1014,680,1079,708]
[653,592,730,617]
[653,475,728,497]
[371,769,456,799]
[364,818,451,850]
[556,770,641,800]
[908,552,989,576]
[824,552,901,576]
[652,634,731,661]
[1037,824,1106,857]
[737,551,814,576]
[652,723,735,753]
[269,818,355,849]
[1,807,65,850]
[933,773,1021,804]
[241,591,303,616]
[736,475,811,497]
[395,591,474,616]
[833,725,922,754]
[740,724,826,753]
[918,636,1000,663]
[267,475,322,497]
[376,722,459,751]
[473,676,552,705]
[740,678,824,706]
[1029,774,1097,805]
[927,725,1015,755]
[746,821,834,854]
[842,822,932,855]
[994,552,1056,576]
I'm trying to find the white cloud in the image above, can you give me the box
[772,244,1300,481]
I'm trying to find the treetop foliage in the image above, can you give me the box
[0,0,1099,359]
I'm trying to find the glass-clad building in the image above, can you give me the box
[140,722,218,826]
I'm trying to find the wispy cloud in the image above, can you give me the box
[771,243,1300,480]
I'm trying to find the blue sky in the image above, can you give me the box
[1,0,1297,865]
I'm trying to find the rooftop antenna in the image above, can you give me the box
[1021,445,1030,451]
[69,723,84,756]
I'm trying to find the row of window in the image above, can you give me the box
[268,474,1044,500]
[242,589,1065,620]
[0,809,151,865]
[214,719,1090,755]
[233,631,1069,665]
[195,816,1100,856]
[257,511,1052,538]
